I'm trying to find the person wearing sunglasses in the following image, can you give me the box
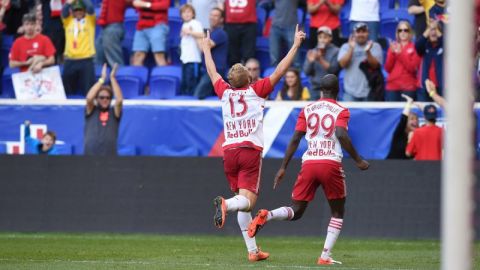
[384,21,421,101]
[84,63,123,156]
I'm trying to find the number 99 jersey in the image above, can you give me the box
[295,98,350,164]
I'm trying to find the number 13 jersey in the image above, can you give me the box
[295,98,350,164]
[214,78,274,151]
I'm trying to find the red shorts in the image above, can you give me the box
[223,147,262,194]
[291,161,346,201]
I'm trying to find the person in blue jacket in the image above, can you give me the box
[24,120,58,155]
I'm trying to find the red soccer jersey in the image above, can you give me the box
[98,0,129,26]
[136,0,169,30]
[308,0,344,29]
[9,34,56,72]
[406,124,443,160]
[224,0,257,24]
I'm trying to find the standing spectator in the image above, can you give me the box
[405,104,443,160]
[303,26,340,100]
[23,120,58,155]
[179,4,203,95]
[415,19,443,101]
[9,13,55,73]
[429,0,447,25]
[338,22,382,101]
[222,0,257,66]
[193,7,227,99]
[387,94,419,159]
[40,0,66,64]
[84,64,123,156]
[187,0,221,30]
[2,0,35,36]
[245,58,261,83]
[349,0,379,41]
[307,0,343,48]
[384,21,420,101]
[131,0,169,66]
[275,67,310,101]
[408,0,434,39]
[95,0,131,67]
[269,0,300,67]
[61,0,96,96]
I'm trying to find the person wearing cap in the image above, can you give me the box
[61,0,96,96]
[306,0,344,48]
[405,104,443,160]
[303,26,340,100]
[9,13,56,73]
[349,0,380,41]
[337,22,382,101]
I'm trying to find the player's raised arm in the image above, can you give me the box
[269,25,306,86]
[274,130,306,189]
[335,127,369,170]
[202,30,222,85]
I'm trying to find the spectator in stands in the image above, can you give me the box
[9,13,56,73]
[61,0,95,96]
[23,120,58,155]
[408,0,434,39]
[95,0,132,67]
[193,7,227,99]
[222,0,257,66]
[429,0,447,25]
[84,63,123,156]
[307,0,343,48]
[415,19,443,101]
[405,104,443,160]
[269,0,301,67]
[384,21,420,101]
[349,0,379,41]
[40,0,65,64]
[303,26,340,100]
[131,0,169,66]
[245,58,261,83]
[338,22,382,101]
[387,94,419,159]
[179,4,203,95]
[275,67,310,101]
[187,0,221,30]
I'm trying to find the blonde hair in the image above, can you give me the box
[227,64,250,88]
[395,20,413,41]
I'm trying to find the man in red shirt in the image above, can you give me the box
[9,13,56,73]
[406,104,443,160]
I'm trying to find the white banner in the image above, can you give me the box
[12,66,66,100]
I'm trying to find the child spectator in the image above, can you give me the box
[23,120,58,155]
[275,67,310,101]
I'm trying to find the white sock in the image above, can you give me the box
[238,211,258,253]
[320,217,343,260]
[225,195,250,212]
[267,206,294,221]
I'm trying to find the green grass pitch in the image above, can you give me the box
[0,233,478,270]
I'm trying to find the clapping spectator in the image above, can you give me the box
[84,64,123,156]
[40,0,66,64]
[349,0,380,41]
[23,120,58,155]
[9,13,56,73]
[303,26,340,100]
[131,0,169,66]
[307,0,343,48]
[245,58,261,83]
[387,94,418,159]
[338,22,382,101]
[384,21,420,101]
[275,67,310,101]
[408,0,434,39]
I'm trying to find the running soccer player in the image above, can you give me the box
[248,74,369,265]
[202,26,306,261]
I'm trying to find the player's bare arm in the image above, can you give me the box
[202,30,222,85]
[335,127,369,170]
[274,130,306,189]
[86,63,108,115]
[269,24,306,86]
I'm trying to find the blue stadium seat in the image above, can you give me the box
[95,7,102,39]
[168,7,183,48]
[256,7,267,36]
[168,46,181,66]
[114,66,148,98]
[149,66,181,99]
[124,8,139,42]
[0,143,5,154]
[118,144,137,156]
[380,9,414,40]
[262,67,284,100]
[1,67,19,98]
[56,143,73,155]
[340,0,352,37]
[398,0,410,8]
[255,37,270,73]
[338,69,345,101]
[380,0,395,14]
[149,144,198,157]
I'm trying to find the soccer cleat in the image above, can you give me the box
[317,257,342,265]
[213,196,227,228]
[248,209,269,238]
[248,248,269,262]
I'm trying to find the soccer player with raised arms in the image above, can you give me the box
[248,74,370,265]
[202,25,306,262]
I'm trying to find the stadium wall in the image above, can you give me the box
[1,155,478,239]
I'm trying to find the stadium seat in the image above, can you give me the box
[398,0,410,8]
[1,67,19,98]
[380,9,414,40]
[124,8,139,42]
[168,46,181,66]
[56,143,73,155]
[256,7,267,37]
[149,144,198,157]
[380,0,395,14]
[255,37,270,73]
[118,144,137,156]
[340,0,351,37]
[114,66,149,98]
[262,67,284,100]
[149,66,182,99]
[168,7,183,48]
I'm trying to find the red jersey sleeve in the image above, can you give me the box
[336,108,350,128]
[251,77,273,98]
[295,109,307,132]
[213,78,230,98]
